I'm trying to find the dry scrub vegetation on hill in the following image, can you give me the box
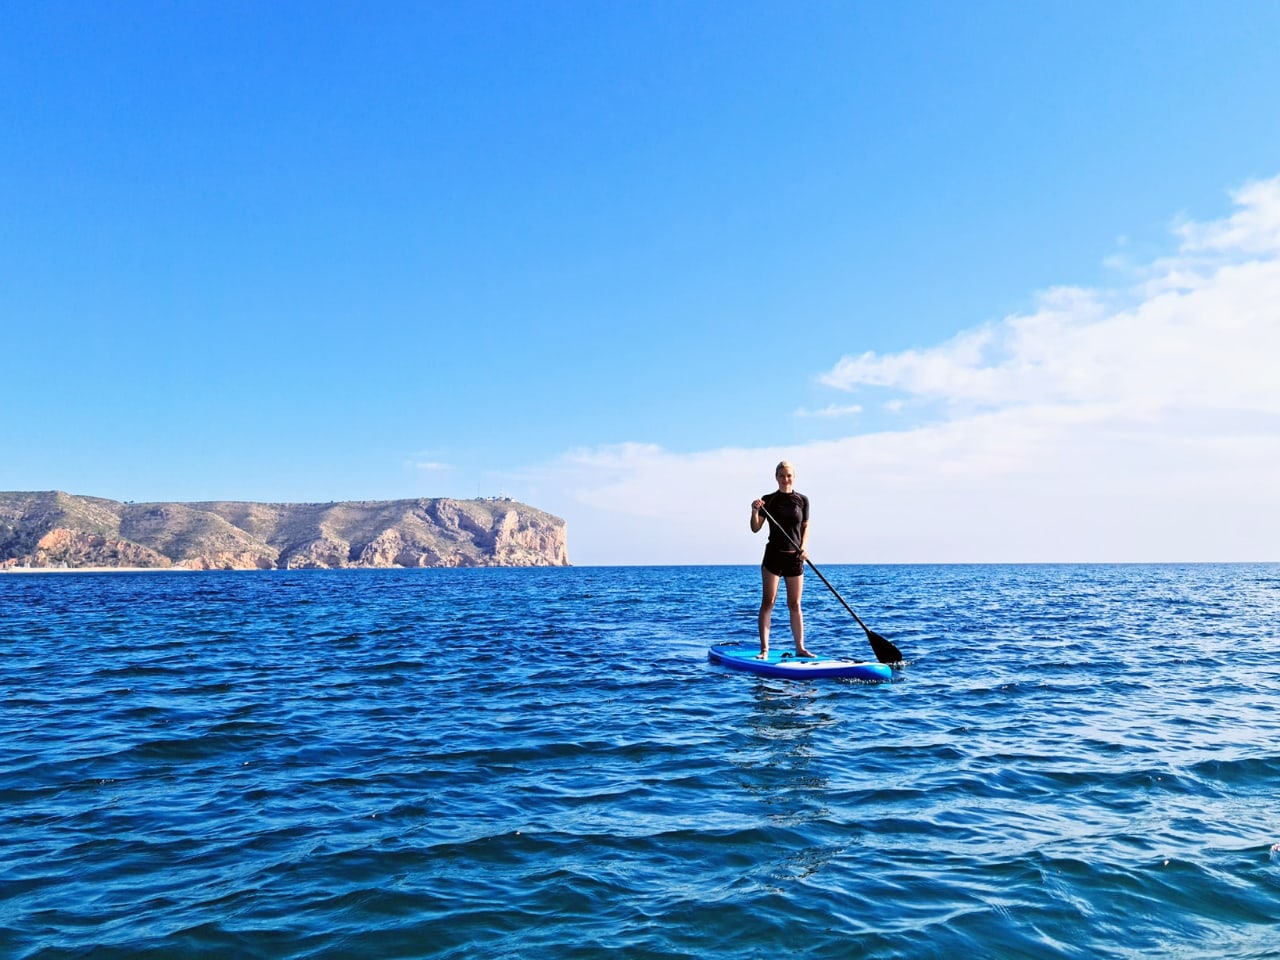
[0,492,569,569]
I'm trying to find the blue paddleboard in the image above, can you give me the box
[708,643,892,681]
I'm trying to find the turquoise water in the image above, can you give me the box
[3,564,1279,958]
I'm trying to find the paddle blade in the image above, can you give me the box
[865,627,903,664]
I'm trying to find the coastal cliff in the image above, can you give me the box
[0,492,569,570]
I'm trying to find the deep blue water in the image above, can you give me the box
[2,564,1280,959]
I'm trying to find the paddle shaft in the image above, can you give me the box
[757,501,902,663]
[757,502,861,623]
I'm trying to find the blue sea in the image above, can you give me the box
[3,564,1279,958]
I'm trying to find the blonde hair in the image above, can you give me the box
[775,460,793,476]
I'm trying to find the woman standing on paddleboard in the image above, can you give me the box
[750,461,815,659]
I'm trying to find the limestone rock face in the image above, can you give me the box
[282,536,352,570]
[490,506,570,566]
[178,552,276,571]
[0,492,569,570]
[34,528,171,568]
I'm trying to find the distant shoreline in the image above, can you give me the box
[0,565,577,573]
[0,566,198,574]
[0,491,569,569]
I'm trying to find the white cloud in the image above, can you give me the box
[795,403,864,418]
[1176,177,1280,255]
[527,175,1280,564]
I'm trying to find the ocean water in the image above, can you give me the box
[2,564,1279,959]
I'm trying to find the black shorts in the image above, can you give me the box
[762,543,804,578]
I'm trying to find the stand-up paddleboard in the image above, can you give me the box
[708,643,893,681]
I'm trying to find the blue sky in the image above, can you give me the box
[4,1,1279,563]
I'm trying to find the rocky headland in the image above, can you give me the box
[0,491,569,570]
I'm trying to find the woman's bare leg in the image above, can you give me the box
[758,566,780,656]
[784,573,813,656]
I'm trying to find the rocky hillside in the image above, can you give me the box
[0,492,569,570]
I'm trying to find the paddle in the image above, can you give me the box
[758,504,903,664]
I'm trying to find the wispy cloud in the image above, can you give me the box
[795,404,864,418]
[817,176,1280,420]
[1176,176,1280,255]
[526,175,1280,564]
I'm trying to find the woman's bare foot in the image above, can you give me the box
[795,647,817,658]
[755,649,769,660]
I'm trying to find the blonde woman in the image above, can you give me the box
[749,461,815,659]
